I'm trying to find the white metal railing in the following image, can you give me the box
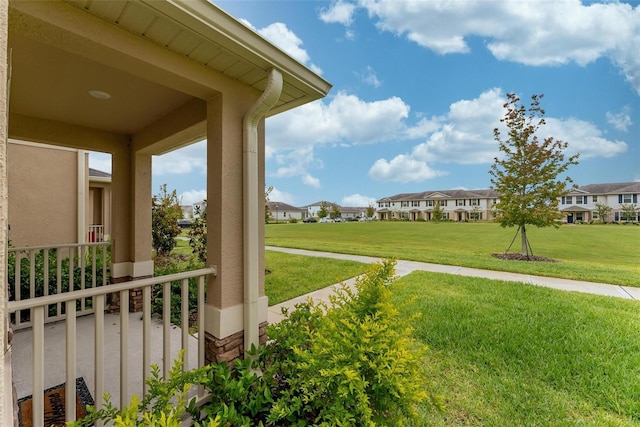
[7,267,214,426]
[8,242,110,330]
[88,225,105,243]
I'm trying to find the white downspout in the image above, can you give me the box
[243,69,282,355]
[77,150,86,243]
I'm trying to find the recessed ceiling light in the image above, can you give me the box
[88,90,111,100]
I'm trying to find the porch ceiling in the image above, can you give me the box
[7,0,331,152]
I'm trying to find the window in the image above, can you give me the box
[441,200,448,207]
[592,195,598,202]
[623,194,632,203]
[401,201,409,207]
[469,212,481,220]
[470,199,480,206]
[576,197,582,204]
[412,201,420,207]
[592,211,599,220]
[566,196,573,204]
[456,199,465,206]
[492,198,498,204]
[426,200,434,207]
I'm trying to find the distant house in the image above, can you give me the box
[376,182,639,223]
[302,201,341,218]
[266,201,306,221]
[377,189,500,221]
[559,182,640,223]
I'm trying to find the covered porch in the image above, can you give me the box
[0,0,331,425]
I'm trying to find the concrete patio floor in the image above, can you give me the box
[11,312,198,409]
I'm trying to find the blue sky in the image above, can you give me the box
[90,0,640,208]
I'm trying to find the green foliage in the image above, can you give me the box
[192,259,437,426]
[366,204,376,219]
[188,201,207,263]
[266,259,438,426]
[594,202,613,223]
[288,217,298,223]
[318,202,329,219]
[620,203,638,223]
[330,203,341,220]
[152,256,203,327]
[489,93,579,255]
[68,351,218,427]
[7,245,110,317]
[152,184,183,257]
[431,201,444,223]
[265,186,273,223]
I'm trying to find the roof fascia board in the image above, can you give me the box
[145,1,332,102]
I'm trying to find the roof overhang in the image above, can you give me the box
[561,206,592,212]
[8,0,331,154]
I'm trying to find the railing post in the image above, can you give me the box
[65,300,77,422]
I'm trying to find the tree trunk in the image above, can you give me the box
[521,225,528,257]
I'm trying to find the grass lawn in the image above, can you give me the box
[265,221,640,286]
[392,271,640,426]
[265,250,367,305]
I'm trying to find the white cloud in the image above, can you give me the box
[268,91,410,150]
[89,152,112,174]
[369,155,447,183]
[319,1,357,25]
[341,193,377,207]
[543,118,627,159]
[241,20,323,75]
[179,189,207,206]
[359,66,381,88]
[368,88,627,183]
[269,187,296,205]
[345,0,640,94]
[606,107,633,132]
[153,141,207,175]
[266,92,410,188]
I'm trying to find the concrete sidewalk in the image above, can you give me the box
[266,246,639,324]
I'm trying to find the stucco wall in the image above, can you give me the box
[8,140,79,246]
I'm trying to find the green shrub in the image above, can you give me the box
[267,259,438,426]
[188,201,207,263]
[68,351,219,427]
[197,259,439,426]
[152,256,204,327]
[288,217,298,223]
[7,244,110,318]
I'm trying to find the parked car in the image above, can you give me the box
[303,217,317,223]
[319,217,334,223]
[334,217,343,222]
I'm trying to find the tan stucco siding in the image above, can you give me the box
[8,140,79,246]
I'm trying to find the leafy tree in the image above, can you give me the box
[366,204,375,219]
[489,93,579,257]
[265,186,273,223]
[330,203,341,220]
[431,201,444,223]
[152,184,183,257]
[620,204,638,223]
[594,202,613,224]
[318,202,329,219]
[188,201,207,263]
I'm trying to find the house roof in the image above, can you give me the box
[267,201,304,212]
[9,0,331,154]
[379,188,499,203]
[577,182,640,194]
[89,168,111,178]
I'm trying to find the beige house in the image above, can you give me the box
[0,1,330,425]
[8,140,111,247]
[377,189,500,221]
